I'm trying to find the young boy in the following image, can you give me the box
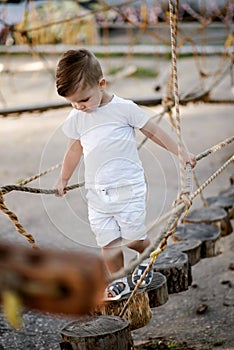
[55,49,196,300]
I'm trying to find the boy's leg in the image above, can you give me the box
[127,237,153,288]
[127,237,150,253]
[102,237,124,274]
[102,238,131,300]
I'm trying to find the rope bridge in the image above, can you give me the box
[0,135,233,329]
[0,0,234,335]
[0,135,233,257]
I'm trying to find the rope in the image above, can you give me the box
[192,170,208,207]
[1,183,85,196]
[196,135,234,161]
[1,135,232,196]
[0,134,233,253]
[0,191,36,248]
[18,163,62,186]
[169,0,186,193]
[190,155,234,202]
[166,1,178,110]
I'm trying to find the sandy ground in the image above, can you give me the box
[0,54,234,349]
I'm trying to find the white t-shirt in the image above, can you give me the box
[62,94,150,189]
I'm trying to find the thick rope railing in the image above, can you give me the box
[192,170,208,207]
[1,183,85,196]
[190,155,234,202]
[1,135,233,197]
[18,163,62,186]
[0,191,36,248]
[1,136,233,244]
[196,135,234,162]
[0,138,233,317]
[169,0,188,194]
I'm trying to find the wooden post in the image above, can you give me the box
[0,243,107,315]
[169,238,202,266]
[60,315,133,350]
[219,185,234,197]
[95,288,152,331]
[183,206,232,236]
[173,223,220,258]
[206,195,234,220]
[153,248,190,293]
[146,272,168,308]
[126,272,168,308]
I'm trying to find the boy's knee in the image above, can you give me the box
[127,237,150,252]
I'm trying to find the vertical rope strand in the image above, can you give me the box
[169,0,186,192]
[0,192,36,248]
[192,170,208,206]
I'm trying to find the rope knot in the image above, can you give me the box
[150,248,162,262]
[173,190,192,214]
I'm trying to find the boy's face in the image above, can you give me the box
[65,79,106,113]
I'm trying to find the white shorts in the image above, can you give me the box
[86,182,147,247]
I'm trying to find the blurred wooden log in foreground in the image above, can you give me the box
[60,316,134,350]
[0,242,107,315]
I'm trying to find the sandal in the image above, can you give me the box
[132,264,153,288]
[103,280,131,301]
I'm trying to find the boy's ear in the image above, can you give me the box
[98,78,106,89]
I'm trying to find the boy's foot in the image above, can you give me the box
[103,279,130,301]
[132,263,153,288]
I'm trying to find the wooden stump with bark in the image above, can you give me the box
[169,238,202,266]
[95,288,152,330]
[219,185,234,197]
[146,272,168,308]
[173,223,220,258]
[206,195,234,220]
[0,243,107,315]
[126,272,168,308]
[60,315,134,350]
[182,206,232,236]
[153,248,190,294]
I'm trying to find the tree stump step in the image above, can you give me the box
[219,185,234,197]
[146,272,168,308]
[94,288,152,330]
[169,238,202,266]
[206,195,234,209]
[173,223,220,258]
[206,195,234,220]
[182,206,232,236]
[60,315,133,350]
[153,248,190,294]
[127,272,168,308]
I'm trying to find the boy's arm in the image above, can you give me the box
[140,119,196,167]
[55,139,83,196]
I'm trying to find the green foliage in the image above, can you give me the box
[107,66,158,78]
[137,340,189,349]
[134,67,158,78]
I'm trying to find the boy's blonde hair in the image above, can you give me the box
[56,49,103,97]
